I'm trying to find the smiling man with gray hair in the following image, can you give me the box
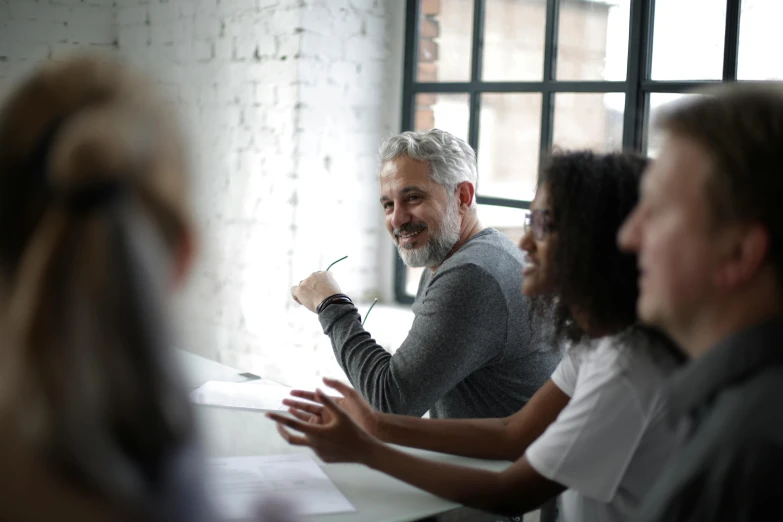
[292,129,558,419]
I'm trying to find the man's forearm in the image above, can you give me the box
[317,270,509,417]
[375,413,520,461]
[319,303,424,415]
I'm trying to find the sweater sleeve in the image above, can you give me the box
[318,263,508,416]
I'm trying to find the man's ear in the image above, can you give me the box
[713,223,770,290]
[456,181,475,210]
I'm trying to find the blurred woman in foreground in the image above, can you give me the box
[0,56,210,521]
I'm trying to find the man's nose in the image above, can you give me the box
[390,204,411,231]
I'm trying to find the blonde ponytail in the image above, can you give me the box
[0,56,196,519]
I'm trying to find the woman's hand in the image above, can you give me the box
[282,378,381,437]
[267,388,379,464]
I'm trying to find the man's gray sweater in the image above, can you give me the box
[318,228,559,419]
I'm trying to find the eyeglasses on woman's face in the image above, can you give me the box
[523,209,553,241]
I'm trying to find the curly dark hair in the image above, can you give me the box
[532,150,647,343]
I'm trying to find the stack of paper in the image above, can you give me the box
[208,454,355,519]
[190,379,292,411]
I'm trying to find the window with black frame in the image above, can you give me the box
[396,0,779,304]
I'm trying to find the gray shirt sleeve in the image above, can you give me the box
[318,263,508,416]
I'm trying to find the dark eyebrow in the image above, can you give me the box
[380,185,427,204]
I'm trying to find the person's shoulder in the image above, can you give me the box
[744,365,783,397]
[454,228,521,258]
[577,330,676,399]
[578,335,626,368]
[721,366,783,429]
[430,259,497,291]
[720,364,783,404]
[446,228,523,272]
[602,327,681,375]
[552,339,623,391]
[686,366,783,465]
[427,229,525,303]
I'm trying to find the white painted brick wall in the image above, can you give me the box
[0,0,409,390]
[116,0,408,388]
[0,0,117,98]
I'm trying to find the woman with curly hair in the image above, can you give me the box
[269,151,684,522]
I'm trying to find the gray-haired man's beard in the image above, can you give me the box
[394,203,461,268]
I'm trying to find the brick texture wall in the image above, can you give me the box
[0,0,117,96]
[0,0,408,389]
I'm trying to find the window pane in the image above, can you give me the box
[646,93,701,157]
[651,0,725,80]
[552,93,624,152]
[738,0,783,80]
[414,93,470,143]
[478,205,529,247]
[557,0,630,81]
[482,0,546,81]
[417,0,474,82]
[477,93,543,201]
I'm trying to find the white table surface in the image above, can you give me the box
[194,404,511,522]
[179,351,513,522]
[175,350,258,389]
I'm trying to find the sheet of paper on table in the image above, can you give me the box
[190,379,292,411]
[208,454,356,519]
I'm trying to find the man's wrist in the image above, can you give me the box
[316,293,353,314]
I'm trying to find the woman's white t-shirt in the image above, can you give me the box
[525,331,680,522]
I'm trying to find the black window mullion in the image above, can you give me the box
[469,91,482,193]
[467,0,486,192]
[476,195,531,210]
[723,0,741,81]
[400,0,419,132]
[395,0,421,305]
[622,0,654,151]
[641,80,723,92]
[413,81,626,93]
[539,0,560,161]
[542,0,560,82]
[539,91,554,159]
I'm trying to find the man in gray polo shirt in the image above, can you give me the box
[619,85,783,520]
[292,129,558,419]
